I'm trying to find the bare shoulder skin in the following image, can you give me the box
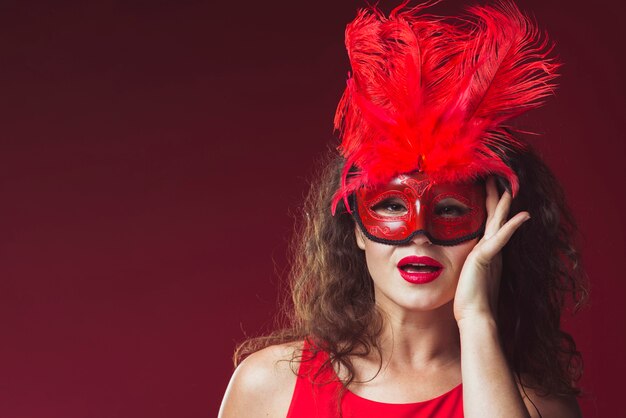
[218,342,302,418]
[519,380,582,418]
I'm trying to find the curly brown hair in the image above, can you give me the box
[234,141,587,398]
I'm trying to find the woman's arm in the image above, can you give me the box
[458,316,529,417]
[458,317,582,418]
[218,343,299,418]
[454,178,581,418]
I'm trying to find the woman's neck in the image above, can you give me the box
[376,300,461,371]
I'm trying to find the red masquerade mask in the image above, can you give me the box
[331,2,559,215]
[353,173,486,246]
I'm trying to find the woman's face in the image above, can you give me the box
[352,173,487,314]
[355,219,479,315]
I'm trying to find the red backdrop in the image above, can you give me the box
[0,1,623,417]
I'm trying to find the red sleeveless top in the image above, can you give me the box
[286,341,463,418]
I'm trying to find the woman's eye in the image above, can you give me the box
[435,198,470,218]
[371,199,408,216]
[438,206,463,216]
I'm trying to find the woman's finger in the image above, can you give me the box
[485,177,499,225]
[478,211,530,261]
[484,183,513,239]
[491,191,513,229]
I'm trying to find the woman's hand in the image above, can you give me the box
[453,177,531,324]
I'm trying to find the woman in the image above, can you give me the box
[219,2,586,417]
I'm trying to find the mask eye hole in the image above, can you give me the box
[434,197,471,218]
[371,197,408,217]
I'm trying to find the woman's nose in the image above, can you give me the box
[411,232,432,246]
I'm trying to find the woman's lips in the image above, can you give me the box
[397,255,444,284]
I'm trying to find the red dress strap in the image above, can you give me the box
[286,339,464,417]
[286,339,344,417]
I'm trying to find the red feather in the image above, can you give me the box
[332,1,559,213]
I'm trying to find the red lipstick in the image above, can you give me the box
[397,256,444,284]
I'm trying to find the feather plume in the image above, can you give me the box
[332,0,559,213]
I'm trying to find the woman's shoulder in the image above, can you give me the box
[237,341,304,387]
[518,378,582,418]
[218,341,304,418]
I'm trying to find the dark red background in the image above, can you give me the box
[0,1,623,417]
